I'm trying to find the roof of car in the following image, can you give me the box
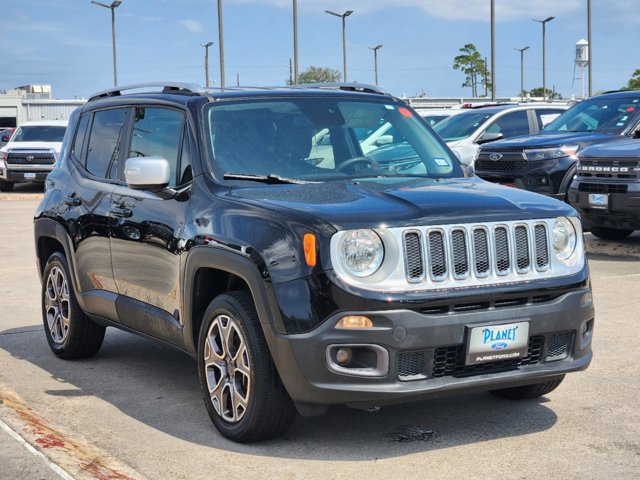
[597,89,640,98]
[454,103,567,115]
[86,82,400,104]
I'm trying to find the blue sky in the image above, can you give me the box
[1,0,637,100]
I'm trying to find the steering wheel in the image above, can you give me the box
[336,156,381,172]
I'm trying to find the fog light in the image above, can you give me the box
[336,347,352,365]
[336,316,373,329]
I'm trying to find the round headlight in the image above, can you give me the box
[339,229,384,277]
[552,217,577,260]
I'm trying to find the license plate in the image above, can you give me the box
[23,172,36,179]
[588,193,608,209]
[466,321,529,365]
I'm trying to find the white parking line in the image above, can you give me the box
[0,418,75,480]
[600,273,640,280]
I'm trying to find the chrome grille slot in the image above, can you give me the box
[428,231,447,281]
[494,227,510,274]
[451,229,469,278]
[534,224,549,270]
[403,231,424,282]
[473,228,490,277]
[514,225,530,272]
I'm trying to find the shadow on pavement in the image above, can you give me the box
[0,324,558,459]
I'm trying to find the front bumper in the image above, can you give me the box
[568,179,640,230]
[476,155,576,198]
[267,287,594,411]
[1,165,51,183]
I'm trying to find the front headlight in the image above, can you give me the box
[552,216,577,260]
[338,229,384,277]
[523,145,579,161]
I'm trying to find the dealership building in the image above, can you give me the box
[0,84,85,128]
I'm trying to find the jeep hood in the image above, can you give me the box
[480,131,617,151]
[230,177,574,230]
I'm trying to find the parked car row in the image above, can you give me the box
[471,89,640,240]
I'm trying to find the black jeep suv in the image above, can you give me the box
[34,83,594,442]
[475,90,640,200]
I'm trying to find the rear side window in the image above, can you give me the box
[485,110,530,138]
[71,114,90,161]
[86,109,128,179]
[536,109,563,130]
[128,107,185,186]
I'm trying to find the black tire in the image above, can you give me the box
[197,291,296,442]
[0,181,14,192]
[42,252,105,359]
[490,376,565,400]
[590,226,634,241]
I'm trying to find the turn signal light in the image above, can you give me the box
[303,233,316,267]
[336,316,373,329]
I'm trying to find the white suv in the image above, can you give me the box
[0,120,68,191]
[434,104,567,167]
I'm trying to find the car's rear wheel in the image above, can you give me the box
[0,181,14,192]
[490,376,565,400]
[198,291,296,442]
[42,252,105,359]
[590,226,634,241]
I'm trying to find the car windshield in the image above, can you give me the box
[205,97,462,182]
[544,96,640,134]
[433,111,493,142]
[11,125,66,142]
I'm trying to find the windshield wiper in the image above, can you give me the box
[223,173,313,184]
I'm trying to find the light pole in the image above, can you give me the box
[369,44,383,86]
[91,0,122,87]
[533,16,555,100]
[587,0,592,96]
[490,0,495,100]
[217,0,225,88]
[293,0,299,84]
[325,10,353,82]
[201,41,214,88]
[515,46,530,101]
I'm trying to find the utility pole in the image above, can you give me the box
[490,0,496,101]
[217,0,225,87]
[587,0,592,96]
[293,0,299,84]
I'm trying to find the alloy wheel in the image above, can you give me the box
[44,266,71,344]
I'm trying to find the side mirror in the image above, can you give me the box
[0,135,9,143]
[476,132,504,145]
[633,130,640,139]
[124,157,170,190]
[375,134,393,146]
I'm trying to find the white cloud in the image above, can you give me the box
[229,0,582,22]
[180,19,204,33]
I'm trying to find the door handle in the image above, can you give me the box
[64,195,81,206]
[109,206,133,218]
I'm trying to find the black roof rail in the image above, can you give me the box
[295,82,391,96]
[89,82,205,102]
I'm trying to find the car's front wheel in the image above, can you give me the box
[198,291,296,442]
[42,252,105,359]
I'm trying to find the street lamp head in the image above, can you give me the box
[533,16,555,24]
[369,44,383,51]
[91,0,122,9]
[325,9,353,18]
[202,41,214,48]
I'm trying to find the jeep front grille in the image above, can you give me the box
[7,151,56,165]
[402,221,550,285]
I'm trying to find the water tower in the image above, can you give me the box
[573,39,589,98]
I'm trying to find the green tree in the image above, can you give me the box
[297,66,342,84]
[623,69,640,90]
[453,44,491,97]
[529,87,562,99]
